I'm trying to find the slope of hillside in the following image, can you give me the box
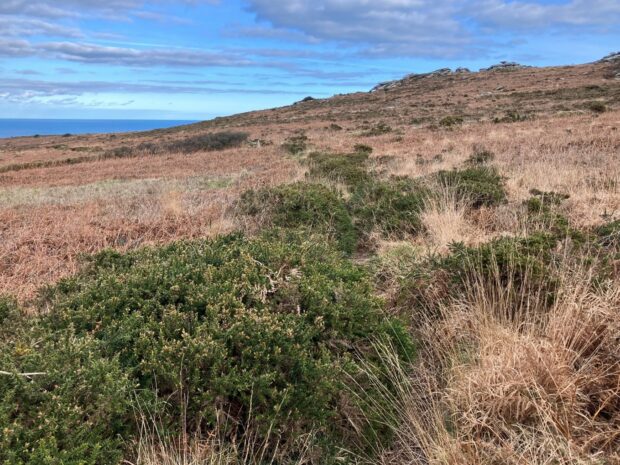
[1,59,618,300]
[1,58,619,465]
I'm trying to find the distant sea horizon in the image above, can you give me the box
[0,119,199,139]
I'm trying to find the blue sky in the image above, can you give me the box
[1,0,618,120]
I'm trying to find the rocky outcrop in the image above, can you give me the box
[482,61,530,72]
[370,67,471,92]
[599,52,620,63]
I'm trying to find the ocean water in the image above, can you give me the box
[0,119,198,139]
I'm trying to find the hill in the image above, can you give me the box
[0,57,619,464]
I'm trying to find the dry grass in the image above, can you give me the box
[363,258,620,465]
[421,185,476,252]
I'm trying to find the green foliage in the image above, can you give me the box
[160,132,249,154]
[1,234,414,463]
[282,133,308,155]
[596,220,620,249]
[523,190,582,241]
[350,177,429,240]
[306,151,371,187]
[588,101,607,114]
[435,166,507,208]
[0,295,17,323]
[239,183,357,254]
[527,189,570,210]
[439,115,464,128]
[395,233,561,321]
[0,303,132,465]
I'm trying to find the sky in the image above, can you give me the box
[0,0,619,120]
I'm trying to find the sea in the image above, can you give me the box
[0,119,198,139]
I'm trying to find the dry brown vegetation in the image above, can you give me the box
[1,58,619,464]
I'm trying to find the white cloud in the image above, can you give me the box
[243,0,620,57]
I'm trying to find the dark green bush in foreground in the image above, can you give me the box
[238,183,357,254]
[1,233,412,463]
[436,166,507,208]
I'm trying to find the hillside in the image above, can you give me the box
[1,58,619,300]
[1,57,619,464]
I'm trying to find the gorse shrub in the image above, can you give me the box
[350,177,429,240]
[0,300,132,465]
[353,144,373,155]
[282,133,308,155]
[588,101,607,114]
[439,115,463,128]
[238,183,357,254]
[494,110,528,123]
[395,233,561,321]
[466,149,495,166]
[105,132,249,159]
[306,151,371,187]
[363,123,392,136]
[160,131,248,153]
[435,166,507,208]
[1,233,414,463]
[596,219,620,249]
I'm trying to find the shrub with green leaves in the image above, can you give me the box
[435,166,507,208]
[395,233,561,321]
[282,133,308,155]
[239,182,357,254]
[439,115,464,128]
[306,151,371,187]
[596,220,620,249]
[363,123,392,136]
[0,300,132,465]
[350,177,429,240]
[588,101,607,114]
[466,149,495,166]
[166,131,248,153]
[1,233,414,463]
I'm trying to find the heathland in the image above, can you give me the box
[0,56,619,464]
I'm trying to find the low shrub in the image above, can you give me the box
[588,101,607,114]
[363,123,392,136]
[395,233,561,320]
[596,220,620,249]
[350,177,429,240]
[164,131,248,153]
[2,233,414,463]
[353,144,373,155]
[238,183,357,254]
[435,166,507,208]
[282,133,308,155]
[306,151,371,187]
[466,149,494,165]
[439,115,464,128]
[494,110,528,123]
